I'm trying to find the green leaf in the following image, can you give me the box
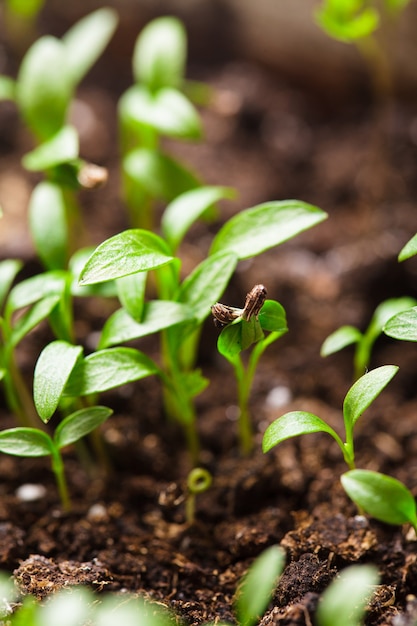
[120,85,201,140]
[316,564,379,626]
[10,294,60,348]
[0,259,22,312]
[372,297,417,332]
[315,2,379,42]
[235,545,285,626]
[64,347,159,396]
[178,370,209,399]
[22,125,78,171]
[178,251,238,323]
[343,365,398,429]
[16,36,72,139]
[262,411,341,453]
[123,148,200,202]
[383,0,410,13]
[5,0,44,18]
[218,317,264,361]
[5,271,67,318]
[210,200,327,260]
[0,427,53,457]
[69,248,118,298]
[258,300,288,333]
[55,405,113,449]
[28,182,69,270]
[162,186,236,252]
[62,8,118,88]
[384,306,417,341]
[133,16,186,91]
[399,233,417,261]
[116,272,147,321]
[33,340,83,423]
[79,230,174,285]
[99,301,194,348]
[0,75,16,101]
[341,470,417,529]
[321,326,362,357]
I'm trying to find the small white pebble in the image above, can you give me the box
[225,405,239,421]
[87,503,108,522]
[265,385,292,409]
[15,483,47,502]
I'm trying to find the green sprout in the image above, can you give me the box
[263,365,417,528]
[0,406,112,511]
[0,546,284,625]
[0,9,118,270]
[0,263,71,425]
[119,16,207,230]
[204,545,285,626]
[0,579,177,626]
[315,0,411,97]
[214,285,288,455]
[321,297,417,380]
[316,564,380,626]
[79,199,327,462]
[185,467,212,524]
[0,254,118,425]
[263,365,398,470]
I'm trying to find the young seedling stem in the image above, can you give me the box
[185,467,212,524]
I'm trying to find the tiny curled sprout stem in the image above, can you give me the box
[185,467,212,524]
[187,466,212,494]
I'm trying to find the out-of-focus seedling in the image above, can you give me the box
[204,545,286,626]
[185,467,212,524]
[316,564,380,626]
[0,8,118,269]
[315,0,411,97]
[119,16,205,229]
[321,297,417,380]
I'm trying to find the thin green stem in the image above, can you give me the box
[232,356,253,456]
[159,335,200,464]
[3,350,38,427]
[50,448,71,511]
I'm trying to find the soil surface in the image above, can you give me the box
[2,9,417,626]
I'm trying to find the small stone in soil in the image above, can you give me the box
[15,484,47,502]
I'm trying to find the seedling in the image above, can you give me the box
[0,263,70,425]
[119,16,206,229]
[0,580,177,626]
[0,8,118,269]
[214,285,288,455]
[0,405,112,510]
[316,564,379,626]
[263,365,398,470]
[204,545,286,626]
[315,0,411,97]
[321,297,417,380]
[185,467,212,524]
[261,365,417,527]
[80,199,327,462]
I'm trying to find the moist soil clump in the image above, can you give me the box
[2,21,417,625]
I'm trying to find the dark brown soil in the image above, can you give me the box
[2,8,417,626]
